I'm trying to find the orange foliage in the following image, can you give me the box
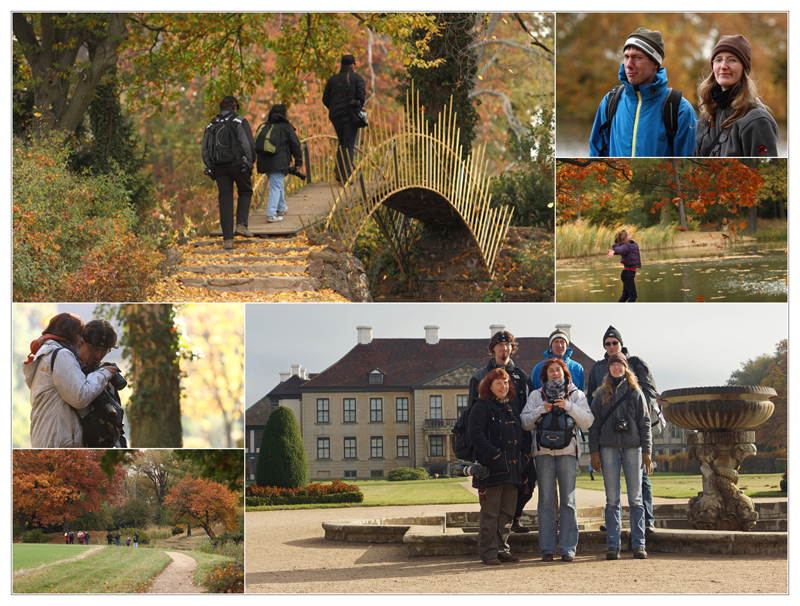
[164,476,239,539]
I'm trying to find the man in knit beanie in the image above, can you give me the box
[530,327,586,391]
[589,27,697,157]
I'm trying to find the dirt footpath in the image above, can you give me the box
[245,487,787,594]
[148,551,205,594]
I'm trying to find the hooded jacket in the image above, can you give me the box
[322,66,367,122]
[590,65,697,157]
[23,340,114,448]
[256,113,303,176]
[530,347,586,391]
[589,376,651,454]
[520,382,594,457]
[694,100,779,157]
[611,240,642,268]
[468,396,525,488]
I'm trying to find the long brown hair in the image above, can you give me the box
[478,368,516,403]
[697,68,770,130]
[43,312,84,345]
[600,367,640,404]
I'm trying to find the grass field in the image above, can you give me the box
[12,544,96,571]
[575,472,785,499]
[352,478,476,506]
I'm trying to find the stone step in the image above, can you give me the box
[179,275,320,293]
[180,264,307,275]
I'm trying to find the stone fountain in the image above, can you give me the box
[660,385,776,532]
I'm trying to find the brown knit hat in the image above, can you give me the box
[624,27,665,65]
[607,352,628,369]
[712,35,752,74]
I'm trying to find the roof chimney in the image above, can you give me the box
[291,364,302,377]
[424,325,440,345]
[357,326,373,345]
[489,324,506,337]
[555,323,573,341]
[279,372,291,383]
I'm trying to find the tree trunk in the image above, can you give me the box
[125,304,183,447]
[670,159,687,230]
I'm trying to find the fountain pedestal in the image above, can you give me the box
[660,386,776,532]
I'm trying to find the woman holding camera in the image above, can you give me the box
[520,358,593,562]
[694,34,779,157]
[23,312,118,448]
[588,352,652,560]
[468,367,525,565]
[255,104,304,223]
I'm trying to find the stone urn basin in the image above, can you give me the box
[660,386,776,532]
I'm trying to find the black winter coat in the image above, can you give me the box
[468,397,524,488]
[322,67,367,121]
[255,115,303,176]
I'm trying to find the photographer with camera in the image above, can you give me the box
[468,368,525,565]
[520,358,593,562]
[24,313,120,448]
[78,320,128,448]
[588,352,652,561]
[255,104,304,224]
[322,54,366,182]
[202,95,256,250]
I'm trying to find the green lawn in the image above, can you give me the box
[352,478,476,506]
[575,472,786,499]
[12,544,95,571]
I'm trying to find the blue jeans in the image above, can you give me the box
[534,454,579,557]
[600,446,645,549]
[642,468,654,528]
[266,173,287,217]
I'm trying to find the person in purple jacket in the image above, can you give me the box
[606,229,641,302]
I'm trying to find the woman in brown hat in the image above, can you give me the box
[695,34,778,157]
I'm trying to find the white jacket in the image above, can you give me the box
[23,340,114,448]
[520,382,594,457]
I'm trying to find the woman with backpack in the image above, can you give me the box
[467,367,525,565]
[588,352,652,561]
[694,35,779,157]
[520,358,593,562]
[255,104,303,223]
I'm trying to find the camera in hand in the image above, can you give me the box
[203,167,216,180]
[613,419,628,432]
[288,165,307,180]
[101,363,128,391]
[455,463,489,480]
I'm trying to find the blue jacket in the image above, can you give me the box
[589,65,697,157]
[530,347,585,392]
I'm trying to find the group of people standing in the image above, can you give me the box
[466,326,663,564]
[590,28,779,158]
[64,530,89,545]
[201,54,366,249]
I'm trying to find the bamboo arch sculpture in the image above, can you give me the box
[298,88,514,279]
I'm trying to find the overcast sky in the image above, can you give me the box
[245,302,787,408]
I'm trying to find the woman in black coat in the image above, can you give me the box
[467,367,525,565]
[256,104,303,223]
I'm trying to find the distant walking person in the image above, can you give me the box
[607,229,641,302]
[202,95,256,250]
[133,531,139,547]
[106,531,113,546]
[255,104,303,224]
[322,54,367,182]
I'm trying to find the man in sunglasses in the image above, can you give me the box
[586,325,664,535]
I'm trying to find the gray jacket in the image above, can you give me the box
[694,103,778,157]
[588,377,651,454]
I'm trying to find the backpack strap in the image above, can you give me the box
[662,88,683,155]
[597,85,624,156]
[598,387,631,429]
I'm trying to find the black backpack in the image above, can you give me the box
[598,85,683,156]
[206,113,242,165]
[535,388,577,450]
[452,400,479,461]
[254,122,281,156]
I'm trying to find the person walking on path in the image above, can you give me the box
[322,54,366,182]
[255,104,303,224]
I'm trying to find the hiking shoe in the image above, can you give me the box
[606,547,620,560]
[541,553,554,562]
[561,554,574,562]
[645,525,656,537]
[266,215,283,223]
[599,525,607,531]
[511,519,530,533]
[235,224,254,237]
[223,239,233,250]
[497,554,519,563]
[634,546,648,559]
[483,558,501,566]
[277,209,288,216]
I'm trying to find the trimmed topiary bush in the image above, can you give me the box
[256,407,309,489]
[386,467,430,481]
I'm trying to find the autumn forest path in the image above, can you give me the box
[147,550,205,594]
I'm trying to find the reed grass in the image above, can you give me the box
[557,220,678,259]
[754,218,788,241]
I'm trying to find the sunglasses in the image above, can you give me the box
[604,340,620,347]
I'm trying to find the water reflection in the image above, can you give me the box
[556,244,787,302]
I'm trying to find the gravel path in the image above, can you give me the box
[245,485,787,594]
[148,551,205,594]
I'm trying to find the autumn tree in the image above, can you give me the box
[127,449,176,506]
[164,477,238,540]
[256,406,309,489]
[13,450,126,530]
[124,304,183,447]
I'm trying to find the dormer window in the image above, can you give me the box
[368,369,384,385]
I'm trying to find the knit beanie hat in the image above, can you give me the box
[712,35,752,74]
[607,352,628,369]
[341,54,356,66]
[603,326,624,347]
[549,329,570,347]
[624,28,665,65]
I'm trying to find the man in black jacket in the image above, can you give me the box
[322,54,366,182]
[468,330,535,533]
[202,95,256,250]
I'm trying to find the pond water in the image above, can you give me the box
[556,244,787,302]
[556,119,789,158]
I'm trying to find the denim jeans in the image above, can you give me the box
[266,173,287,217]
[642,467,654,528]
[600,446,645,549]
[534,454,579,557]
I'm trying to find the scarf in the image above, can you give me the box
[23,334,73,365]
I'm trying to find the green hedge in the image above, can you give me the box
[246,491,363,507]
[386,467,430,481]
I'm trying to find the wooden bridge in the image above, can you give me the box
[228,88,514,278]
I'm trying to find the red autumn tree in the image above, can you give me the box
[13,450,127,528]
[164,476,239,539]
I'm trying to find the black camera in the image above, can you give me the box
[613,419,628,432]
[101,363,128,391]
[455,463,489,480]
[203,167,216,180]
[288,165,307,180]
[241,157,253,175]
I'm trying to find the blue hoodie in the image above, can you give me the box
[530,346,586,392]
[589,65,697,157]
